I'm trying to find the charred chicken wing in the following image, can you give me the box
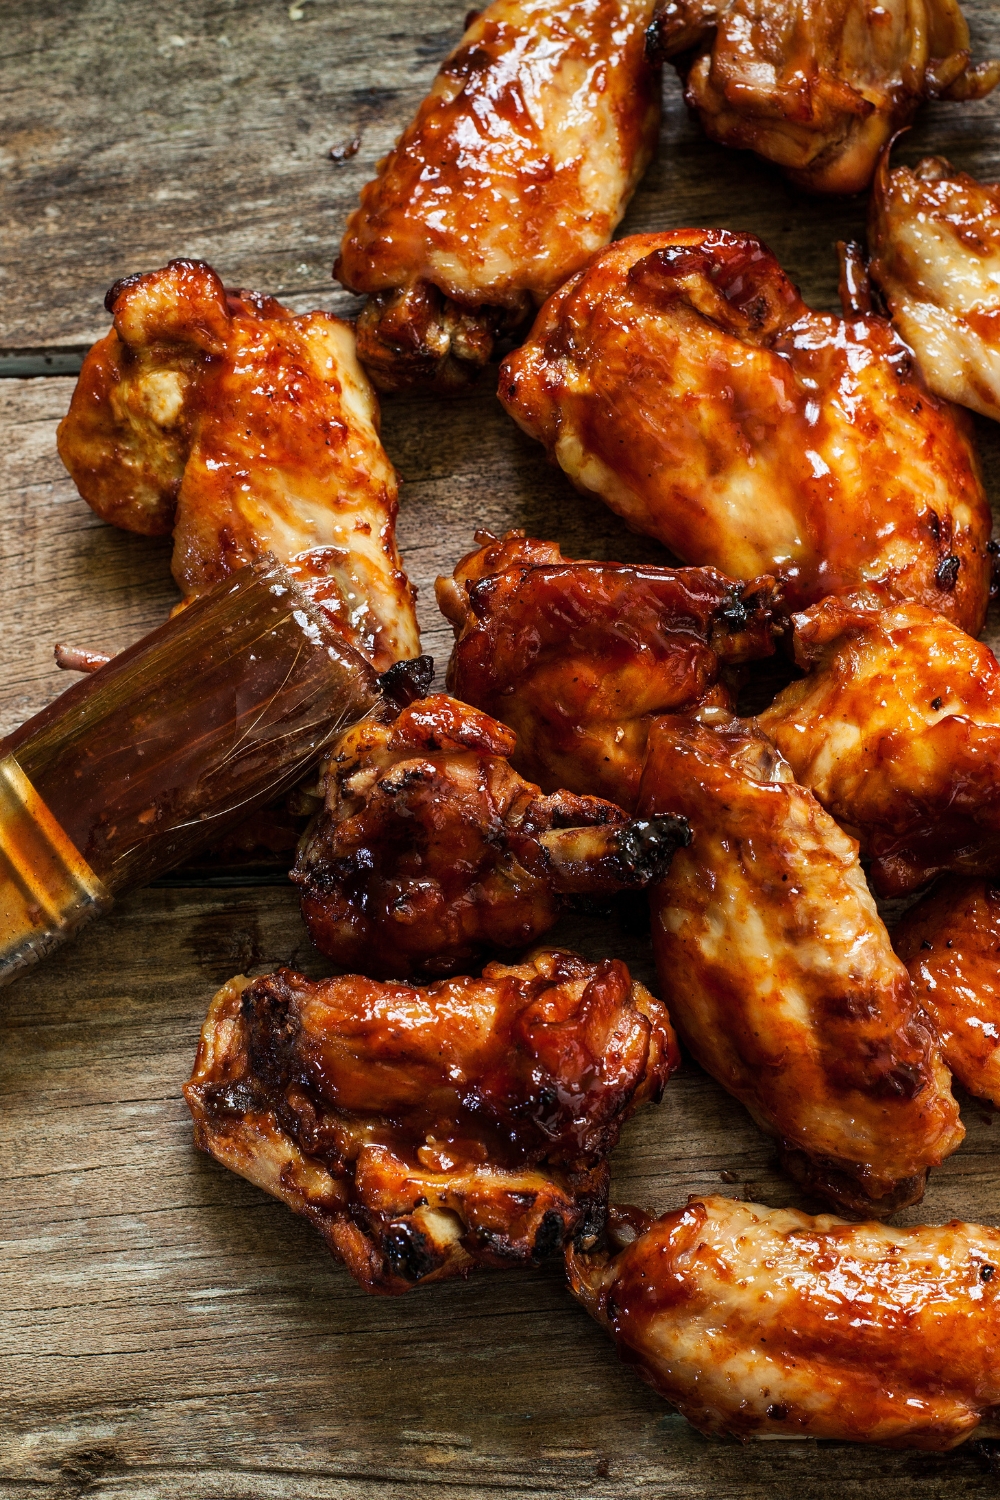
[184,950,678,1293]
[647,0,999,195]
[639,714,963,1215]
[438,530,778,808]
[57,258,419,671]
[760,588,1000,896]
[895,878,1000,1107]
[568,1196,1000,1448]
[499,229,992,633]
[336,0,661,392]
[871,152,1000,422]
[293,691,690,978]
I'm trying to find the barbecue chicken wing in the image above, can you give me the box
[760,588,1000,896]
[499,229,992,633]
[639,714,962,1214]
[895,878,1000,1107]
[568,1196,1000,1448]
[335,0,661,392]
[57,258,419,671]
[185,950,678,1293]
[871,152,1000,422]
[438,530,778,808]
[293,691,690,978]
[646,0,1000,195]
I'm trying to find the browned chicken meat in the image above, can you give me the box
[293,691,690,979]
[568,1196,1000,1448]
[336,0,661,392]
[639,713,963,1215]
[647,0,999,195]
[499,229,992,633]
[57,258,419,672]
[438,530,778,808]
[185,950,679,1293]
[760,588,1000,896]
[894,878,1000,1107]
[870,151,1000,421]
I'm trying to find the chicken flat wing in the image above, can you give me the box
[437,530,778,808]
[184,950,679,1293]
[292,691,690,978]
[647,0,999,195]
[499,230,992,633]
[638,713,963,1215]
[871,152,1000,421]
[335,0,661,392]
[567,1196,1000,1448]
[759,589,1000,896]
[894,878,1000,1107]
[57,258,419,671]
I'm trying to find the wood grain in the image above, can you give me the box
[4,1,1000,1492]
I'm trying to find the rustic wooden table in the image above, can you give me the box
[4,4,1000,1496]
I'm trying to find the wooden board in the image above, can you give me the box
[4,1,1000,1493]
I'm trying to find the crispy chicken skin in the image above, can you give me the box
[647,0,1000,195]
[567,1196,1000,1448]
[293,692,690,979]
[438,530,778,808]
[894,878,1000,1107]
[335,0,661,392]
[639,714,963,1215]
[184,951,679,1293]
[57,258,419,671]
[871,152,1000,422]
[760,589,1000,897]
[499,229,992,633]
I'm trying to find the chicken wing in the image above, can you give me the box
[184,950,678,1293]
[335,0,661,392]
[639,713,963,1215]
[759,588,1000,896]
[567,1196,1000,1448]
[437,530,778,808]
[870,152,1000,422]
[647,0,999,195]
[57,258,419,671]
[894,878,1000,1107]
[499,229,992,633]
[292,691,690,978]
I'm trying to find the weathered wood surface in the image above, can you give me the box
[4,0,1000,1493]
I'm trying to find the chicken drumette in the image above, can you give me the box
[894,878,1000,1107]
[639,713,962,1215]
[647,0,999,195]
[438,530,778,808]
[293,691,690,979]
[185,950,678,1293]
[870,151,1000,422]
[499,229,992,633]
[759,589,1000,896]
[568,1196,1000,1448]
[336,0,661,392]
[57,258,419,671]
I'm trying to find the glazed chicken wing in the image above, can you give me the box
[293,691,690,978]
[647,0,999,195]
[336,0,661,392]
[184,950,678,1293]
[568,1196,1000,1448]
[760,589,1000,896]
[438,530,778,808]
[57,258,419,671]
[639,714,962,1215]
[871,152,1000,422]
[499,230,992,633]
[894,878,1000,1107]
